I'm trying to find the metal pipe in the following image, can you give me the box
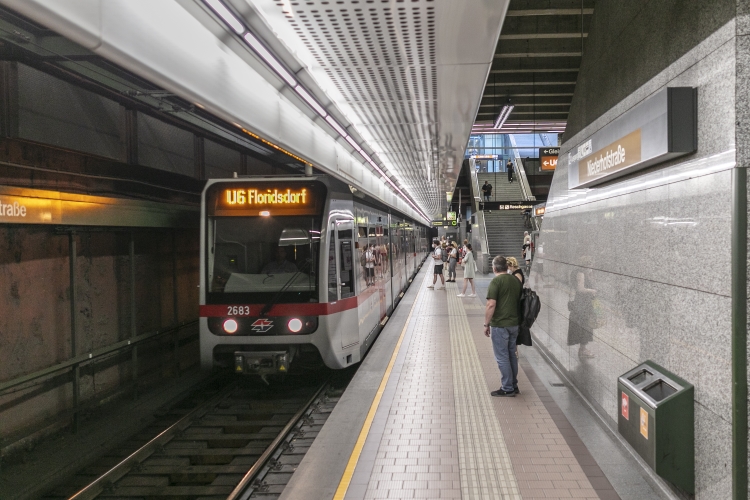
[172,230,180,376]
[731,166,748,500]
[129,233,138,399]
[68,232,79,434]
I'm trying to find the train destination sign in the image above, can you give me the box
[567,87,697,189]
[208,182,325,216]
[224,188,308,206]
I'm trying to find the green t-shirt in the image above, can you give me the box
[486,273,522,327]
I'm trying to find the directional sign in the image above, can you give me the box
[446,211,456,221]
[539,148,559,171]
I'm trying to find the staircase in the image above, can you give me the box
[477,172,523,201]
[477,173,528,263]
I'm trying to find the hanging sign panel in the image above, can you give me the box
[539,148,559,171]
[568,87,696,189]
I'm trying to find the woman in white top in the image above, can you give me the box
[522,231,532,270]
[457,244,476,297]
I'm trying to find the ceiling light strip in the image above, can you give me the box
[203,0,429,221]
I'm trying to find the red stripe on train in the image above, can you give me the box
[199,282,387,317]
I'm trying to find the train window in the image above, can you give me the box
[328,234,338,302]
[206,215,320,304]
[339,236,354,299]
[358,226,367,238]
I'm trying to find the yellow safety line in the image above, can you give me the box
[332,274,425,500]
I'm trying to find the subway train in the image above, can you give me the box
[199,175,430,378]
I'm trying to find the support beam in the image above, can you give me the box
[505,9,594,16]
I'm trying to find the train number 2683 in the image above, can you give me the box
[227,306,251,316]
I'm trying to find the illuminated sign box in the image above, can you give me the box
[539,148,559,171]
[446,211,457,221]
[567,87,696,189]
[208,181,325,216]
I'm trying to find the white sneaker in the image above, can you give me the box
[468,293,477,297]
[456,294,465,297]
[427,285,434,289]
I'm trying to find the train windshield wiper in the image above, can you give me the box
[260,258,311,316]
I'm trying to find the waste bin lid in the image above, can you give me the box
[619,361,690,409]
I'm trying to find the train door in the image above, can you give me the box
[333,219,358,349]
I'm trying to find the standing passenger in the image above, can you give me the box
[506,160,514,183]
[484,256,522,397]
[427,242,445,290]
[447,242,458,282]
[457,244,476,297]
[506,256,525,286]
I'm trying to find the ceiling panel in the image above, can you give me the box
[245,0,508,217]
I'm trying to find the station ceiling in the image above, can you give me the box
[235,0,508,217]
[472,0,594,136]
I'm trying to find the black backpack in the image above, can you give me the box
[519,287,541,329]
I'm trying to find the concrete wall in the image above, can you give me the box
[0,226,199,444]
[531,13,742,499]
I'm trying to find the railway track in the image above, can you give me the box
[41,371,341,500]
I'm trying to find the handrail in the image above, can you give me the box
[468,158,490,256]
[0,320,198,394]
[507,134,536,202]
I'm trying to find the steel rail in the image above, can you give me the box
[67,381,238,500]
[227,382,329,500]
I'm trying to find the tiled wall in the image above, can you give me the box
[529,21,738,499]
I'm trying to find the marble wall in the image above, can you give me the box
[529,20,739,499]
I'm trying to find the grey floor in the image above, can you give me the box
[471,275,674,500]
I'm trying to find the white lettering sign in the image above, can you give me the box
[0,199,27,217]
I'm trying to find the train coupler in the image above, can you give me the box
[234,350,290,378]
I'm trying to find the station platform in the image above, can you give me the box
[281,264,666,500]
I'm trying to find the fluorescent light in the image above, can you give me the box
[204,0,245,35]
[243,32,297,86]
[493,104,514,129]
[294,85,327,117]
[325,115,348,137]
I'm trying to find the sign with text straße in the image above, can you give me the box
[578,129,642,185]
[0,195,61,223]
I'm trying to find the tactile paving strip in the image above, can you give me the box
[446,282,522,500]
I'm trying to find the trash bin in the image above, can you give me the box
[617,360,694,494]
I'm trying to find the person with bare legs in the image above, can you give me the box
[427,241,445,290]
[457,243,476,297]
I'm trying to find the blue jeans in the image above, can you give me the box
[491,326,519,392]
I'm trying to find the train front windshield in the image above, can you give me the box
[207,216,321,304]
[205,181,327,305]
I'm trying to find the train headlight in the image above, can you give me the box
[288,318,303,333]
[223,319,239,334]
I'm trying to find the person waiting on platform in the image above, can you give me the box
[262,246,298,274]
[506,159,514,183]
[481,180,492,203]
[522,231,532,272]
[484,255,522,397]
[457,243,476,297]
[447,242,459,282]
[506,256,524,286]
[427,241,445,290]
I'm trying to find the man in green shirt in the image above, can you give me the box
[484,255,522,397]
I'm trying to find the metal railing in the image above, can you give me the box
[0,229,197,446]
[507,134,536,203]
[468,158,491,273]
